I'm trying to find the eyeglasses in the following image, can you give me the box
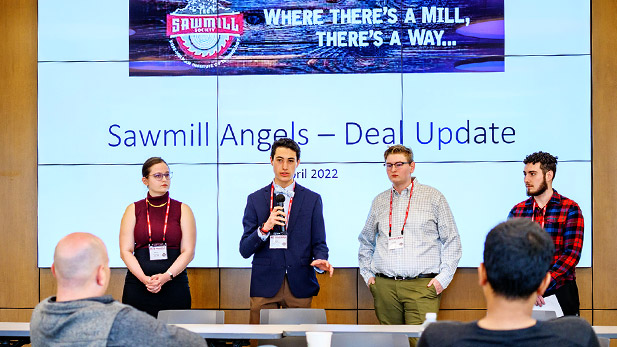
[149,172,173,181]
[384,162,412,170]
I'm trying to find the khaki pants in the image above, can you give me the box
[370,276,441,347]
[249,276,313,324]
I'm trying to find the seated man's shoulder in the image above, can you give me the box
[419,321,476,345]
[33,295,124,319]
[421,318,599,347]
[109,306,207,346]
[31,296,130,345]
[547,316,592,327]
[544,316,596,335]
[110,305,164,336]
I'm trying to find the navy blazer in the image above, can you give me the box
[240,183,329,298]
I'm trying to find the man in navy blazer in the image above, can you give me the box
[240,138,333,324]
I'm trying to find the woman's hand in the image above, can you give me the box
[143,275,161,293]
[146,273,172,293]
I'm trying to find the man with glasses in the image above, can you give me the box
[358,145,461,346]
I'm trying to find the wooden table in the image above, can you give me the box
[0,322,30,347]
[174,323,294,347]
[592,326,617,339]
[282,324,423,337]
[173,323,289,339]
[4,321,617,346]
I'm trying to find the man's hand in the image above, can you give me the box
[311,259,334,277]
[263,206,286,231]
[367,277,375,286]
[428,278,443,294]
[535,294,545,307]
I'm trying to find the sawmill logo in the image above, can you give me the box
[167,0,243,68]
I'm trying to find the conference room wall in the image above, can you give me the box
[0,0,39,321]
[1,0,615,326]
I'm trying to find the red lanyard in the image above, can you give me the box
[146,195,171,244]
[270,183,294,226]
[389,181,414,237]
[532,200,546,229]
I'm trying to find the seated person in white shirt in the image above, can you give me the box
[418,219,599,347]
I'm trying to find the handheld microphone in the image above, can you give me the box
[274,194,286,234]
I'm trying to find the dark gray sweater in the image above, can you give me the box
[30,295,207,346]
[418,317,600,347]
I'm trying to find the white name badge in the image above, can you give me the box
[149,243,168,260]
[270,235,288,249]
[388,236,404,250]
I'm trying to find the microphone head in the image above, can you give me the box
[275,194,286,204]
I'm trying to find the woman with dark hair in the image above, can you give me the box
[119,157,196,317]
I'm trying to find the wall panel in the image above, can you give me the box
[578,268,592,310]
[325,310,357,324]
[312,269,357,310]
[2,0,617,329]
[188,268,220,309]
[592,0,617,313]
[437,310,486,322]
[40,269,127,303]
[220,268,251,309]
[0,0,38,309]
[358,310,380,325]
[594,311,617,325]
[357,270,374,310]
[223,310,250,324]
[0,310,34,323]
[440,269,485,310]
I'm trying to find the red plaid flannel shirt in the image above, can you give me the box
[508,189,584,295]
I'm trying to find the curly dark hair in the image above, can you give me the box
[484,219,554,299]
[523,151,557,177]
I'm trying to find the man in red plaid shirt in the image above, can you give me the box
[508,151,584,316]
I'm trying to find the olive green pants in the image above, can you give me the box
[370,276,441,347]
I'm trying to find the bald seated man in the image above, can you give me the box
[30,233,207,346]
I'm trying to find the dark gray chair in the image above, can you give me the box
[599,337,610,347]
[331,332,409,347]
[157,309,225,324]
[260,308,327,324]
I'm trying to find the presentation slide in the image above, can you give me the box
[38,0,591,268]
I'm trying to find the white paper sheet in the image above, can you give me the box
[532,294,564,317]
